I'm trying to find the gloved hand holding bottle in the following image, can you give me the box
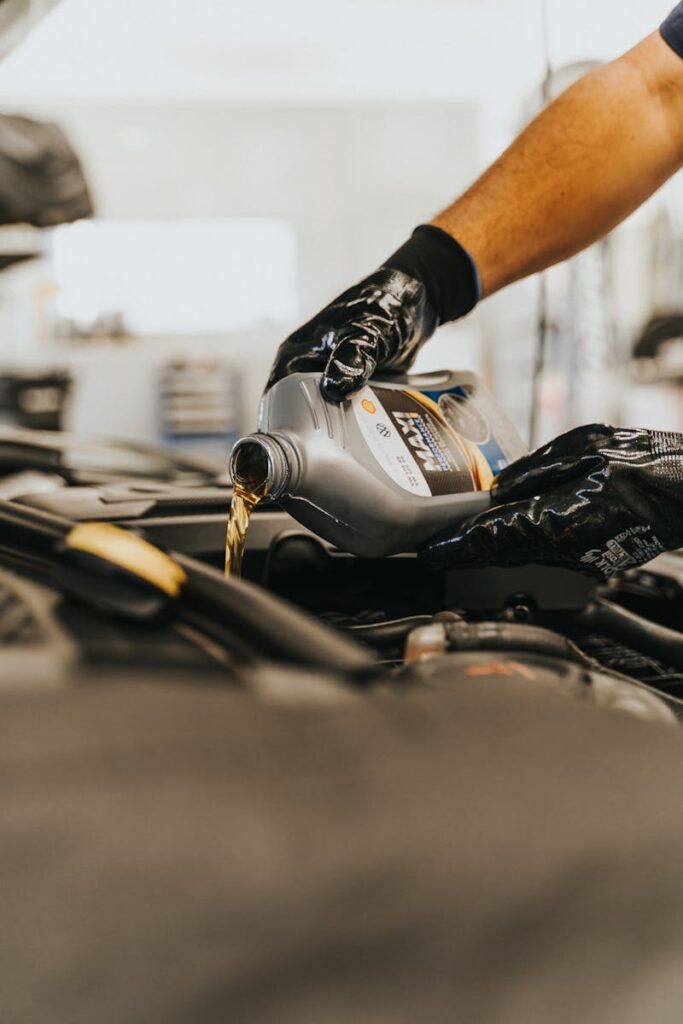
[265,225,480,402]
[420,425,683,580]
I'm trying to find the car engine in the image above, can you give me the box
[0,428,680,729]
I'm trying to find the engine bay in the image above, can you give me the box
[1,428,681,729]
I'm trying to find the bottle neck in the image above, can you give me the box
[229,432,295,500]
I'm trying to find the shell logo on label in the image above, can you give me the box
[361,399,376,414]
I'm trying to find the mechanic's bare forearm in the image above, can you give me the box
[433,32,683,297]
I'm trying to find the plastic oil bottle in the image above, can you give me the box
[226,369,526,572]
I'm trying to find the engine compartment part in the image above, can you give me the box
[5,676,683,1023]
[577,598,683,673]
[0,499,374,678]
[1,428,683,731]
[444,564,596,613]
[405,650,677,727]
[406,619,592,665]
[173,552,374,676]
[57,522,188,621]
[3,480,679,727]
[1,428,219,487]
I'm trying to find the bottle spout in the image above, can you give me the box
[229,433,292,500]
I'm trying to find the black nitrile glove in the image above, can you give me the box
[420,424,683,580]
[266,224,480,402]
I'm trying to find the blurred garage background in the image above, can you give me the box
[0,0,679,462]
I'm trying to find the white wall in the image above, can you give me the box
[0,0,679,441]
[2,100,481,438]
[0,0,673,158]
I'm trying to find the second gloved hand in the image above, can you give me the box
[420,424,683,579]
[266,225,480,402]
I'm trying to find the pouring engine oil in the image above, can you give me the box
[229,370,527,560]
[225,443,268,577]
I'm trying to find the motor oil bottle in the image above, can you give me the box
[228,369,526,565]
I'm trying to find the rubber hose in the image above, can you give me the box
[173,552,375,676]
[444,620,591,666]
[0,498,72,548]
[347,615,434,648]
[0,504,374,675]
[578,598,683,673]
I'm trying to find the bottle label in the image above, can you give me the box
[352,384,500,496]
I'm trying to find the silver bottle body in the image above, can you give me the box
[231,370,526,559]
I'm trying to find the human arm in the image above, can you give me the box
[433,30,683,297]
[267,18,683,401]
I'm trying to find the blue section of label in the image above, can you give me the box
[424,385,510,476]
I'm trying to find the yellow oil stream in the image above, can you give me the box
[224,477,267,578]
